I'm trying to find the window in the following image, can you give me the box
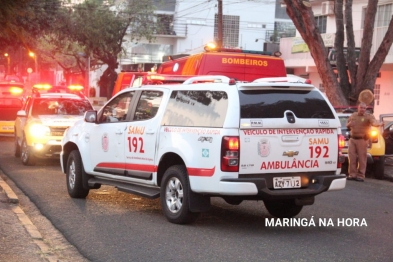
[239,89,335,119]
[133,91,163,121]
[362,4,393,29]
[315,16,327,33]
[376,4,393,27]
[101,91,135,123]
[31,98,92,117]
[156,14,174,35]
[214,15,240,48]
[162,90,228,127]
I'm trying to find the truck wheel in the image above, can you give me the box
[14,135,21,157]
[373,156,385,180]
[160,165,199,224]
[21,137,36,166]
[264,199,303,218]
[66,150,89,198]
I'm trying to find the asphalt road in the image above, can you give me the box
[0,136,392,262]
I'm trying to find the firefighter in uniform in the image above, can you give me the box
[346,102,382,182]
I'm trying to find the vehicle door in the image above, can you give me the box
[88,91,135,176]
[124,90,164,181]
[380,114,393,156]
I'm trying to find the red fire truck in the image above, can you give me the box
[112,45,287,96]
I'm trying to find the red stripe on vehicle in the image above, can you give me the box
[96,162,157,172]
[125,163,157,172]
[96,162,125,169]
[187,166,215,177]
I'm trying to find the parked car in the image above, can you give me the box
[14,91,93,165]
[0,81,25,135]
[61,75,346,224]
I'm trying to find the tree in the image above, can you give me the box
[0,0,63,77]
[282,0,393,106]
[66,0,157,98]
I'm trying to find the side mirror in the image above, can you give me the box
[16,110,27,117]
[84,110,97,123]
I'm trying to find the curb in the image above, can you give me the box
[0,175,59,262]
[0,177,19,203]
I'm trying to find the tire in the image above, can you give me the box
[14,134,21,157]
[264,199,303,218]
[66,150,89,198]
[373,156,385,180]
[21,137,36,166]
[160,165,199,224]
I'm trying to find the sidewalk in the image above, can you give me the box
[0,175,57,262]
[0,172,89,262]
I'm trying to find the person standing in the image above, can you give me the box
[346,102,383,182]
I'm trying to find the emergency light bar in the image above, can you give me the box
[203,43,276,56]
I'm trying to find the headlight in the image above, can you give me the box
[29,124,50,137]
[369,129,378,143]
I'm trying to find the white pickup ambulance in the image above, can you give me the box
[60,76,346,224]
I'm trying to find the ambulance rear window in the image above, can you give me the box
[239,89,335,119]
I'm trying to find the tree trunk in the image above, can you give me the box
[334,0,351,100]
[98,65,118,100]
[283,0,348,106]
[344,0,357,104]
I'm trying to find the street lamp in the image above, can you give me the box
[29,51,39,81]
[4,53,10,75]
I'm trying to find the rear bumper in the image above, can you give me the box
[220,174,346,200]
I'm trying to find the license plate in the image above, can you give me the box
[273,177,301,189]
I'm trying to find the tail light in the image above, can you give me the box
[221,136,239,172]
[337,134,345,168]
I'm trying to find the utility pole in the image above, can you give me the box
[217,0,223,48]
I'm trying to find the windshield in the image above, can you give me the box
[32,98,92,117]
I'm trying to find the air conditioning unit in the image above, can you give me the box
[321,1,334,16]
